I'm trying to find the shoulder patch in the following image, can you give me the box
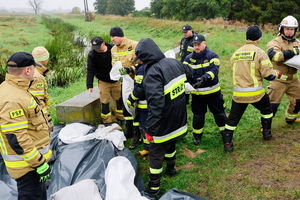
[37,83,44,88]
[9,109,24,119]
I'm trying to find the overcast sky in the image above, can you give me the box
[0,0,151,11]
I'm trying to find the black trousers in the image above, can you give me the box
[16,170,46,200]
[227,94,272,127]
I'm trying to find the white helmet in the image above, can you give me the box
[279,15,298,32]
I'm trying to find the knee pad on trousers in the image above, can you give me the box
[271,103,280,116]
[193,114,205,128]
[101,103,110,114]
[214,112,227,125]
[293,99,300,113]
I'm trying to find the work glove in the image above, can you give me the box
[35,162,51,182]
[192,73,211,88]
[119,67,134,75]
[126,94,135,108]
[283,46,300,60]
[145,133,154,143]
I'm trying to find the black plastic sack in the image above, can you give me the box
[159,188,208,200]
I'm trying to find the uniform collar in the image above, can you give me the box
[36,63,49,76]
[118,37,128,48]
[246,40,258,45]
[280,35,296,43]
[5,73,32,90]
[193,47,208,58]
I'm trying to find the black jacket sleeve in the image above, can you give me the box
[144,65,165,136]
[86,53,95,89]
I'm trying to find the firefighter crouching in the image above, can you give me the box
[222,26,282,152]
[0,52,52,199]
[267,15,300,123]
[31,46,53,132]
[183,34,227,146]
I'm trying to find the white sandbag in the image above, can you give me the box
[58,123,93,144]
[105,157,148,200]
[110,61,123,81]
[50,179,102,200]
[284,54,300,70]
[122,74,135,116]
[164,50,176,59]
[184,82,196,93]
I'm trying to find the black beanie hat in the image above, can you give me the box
[246,25,262,41]
[110,27,124,37]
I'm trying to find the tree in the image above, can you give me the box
[71,7,81,14]
[94,0,108,15]
[28,0,42,15]
[94,0,135,16]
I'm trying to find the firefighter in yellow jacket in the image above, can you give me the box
[0,52,52,199]
[110,26,138,139]
[222,26,281,152]
[267,15,300,123]
[30,46,53,131]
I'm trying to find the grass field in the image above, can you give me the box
[1,14,300,199]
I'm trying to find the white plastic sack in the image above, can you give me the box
[122,74,135,116]
[164,50,176,59]
[58,123,93,144]
[284,54,300,70]
[50,179,102,200]
[105,157,148,200]
[184,82,196,93]
[109,61,123,81]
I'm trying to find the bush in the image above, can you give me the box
[0,56,6,83]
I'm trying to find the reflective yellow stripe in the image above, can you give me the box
[210,58,220,65]
[20,148,39,161]
[153,125,187,143]
[261,59,272,67]
[150,167,163,174]
[30,90,45,96]
[250,62,258,87]
[261,113,273,119]
[130,93,138,100]
[285,112,298,119]
[42,108,48,114]
[133,122,139,126]
[276,74,288,81]
[165,150,176,158]
[193,128,203,134]
[101,112,111,117]
[124,117,134,120]
[219,126,225,131]
[191,86,221,95]
[225,124,236,130]
[232,63,237,86]
[43,149,52,160]
[187,62,210,69]
[1,121,29,132]
[143,138,150,144]
[135,75,143,84]
[206,71,215,80]
[116,110,123,113]
[233,88,265,97]
[34,55,49,62]
[28,97,37,109]
[274,52,280,62]
[150,187,160,190]
[0,133,8,155]
[183,61,189,65]
[112,51,132,56]
[137,104,148,109]
[4,160,29,168]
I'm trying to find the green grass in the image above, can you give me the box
[1,14,300,199]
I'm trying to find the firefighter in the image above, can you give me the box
[30,46,53,132]
[110,26,138,138]
[267,15,300,123]
[183,34,227,146]
[180,24,197,62]
[126,62,150,154]
[134,38,193,196]
[0,52,52,199]
[87,36,124,126]
[222,25,282,152]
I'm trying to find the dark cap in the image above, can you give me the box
[91,37,103,50]
[181,24,192,33]
[7,52,37,68]
[193,34,206,44]
[110,27,124,37]
[246,25,262,41]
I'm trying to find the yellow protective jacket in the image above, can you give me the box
[29,66,52,129]
[111,37,137,77]
[267,35,300,82]
[231,41,279,103]
[0,74,51,179]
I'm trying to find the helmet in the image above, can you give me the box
[279,15,298,33]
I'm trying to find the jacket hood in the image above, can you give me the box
[134,38,165,64]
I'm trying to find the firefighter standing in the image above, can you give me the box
[30,46,53,132]
[184,34,227,146]
[222,26,281,152]
[87,37,124,125]
[110,26,138,138]
[267,15,300,123]
[180,24,197,62]
[0,52,52,199]
[134,38,192,196]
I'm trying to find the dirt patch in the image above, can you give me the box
[181,148,206,158]
[176,162,196,170]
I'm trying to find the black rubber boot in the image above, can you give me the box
[261,117,272,140]
[165,159,177,176]
[147,174,161,199]
[193,133,203,146]
[221,130,233,152]
[124,120,133,138]
[129,126,140,149]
